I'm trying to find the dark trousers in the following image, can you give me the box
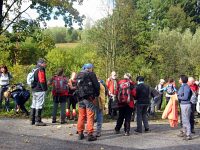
[156,94,163,110]
[115,105,133,133]
[108,97,117,117]
[190,103,196,130]
[67,96,77,109]
[0,86,9,110]
[52,96,67,121]
[136,104,149,132]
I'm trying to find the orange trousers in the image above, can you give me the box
[77,107,95,134]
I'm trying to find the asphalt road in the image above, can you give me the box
[0,118,200,150]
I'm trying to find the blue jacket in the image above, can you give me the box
[178,83,192,104]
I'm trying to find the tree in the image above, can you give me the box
[0,0,84,34]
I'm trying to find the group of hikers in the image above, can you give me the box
[0,58,200,142]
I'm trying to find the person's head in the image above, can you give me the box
[82,63,94,72]
[167,78,174,84]
[70,72,76,80]
[0,65,8,74]
[56,68,64,76]
[136,76,144,82]
[188,77,195,86]
[37,58,47,68]
[110,71,117,79]
[179,75,188,84]
[160,79,165,85]
[4,91,11,98]
[124,73,132,80]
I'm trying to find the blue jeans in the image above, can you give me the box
[96,107,103,133]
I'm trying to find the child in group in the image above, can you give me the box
[48,68,68,124]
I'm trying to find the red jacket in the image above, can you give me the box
[117,79,136,108]
[190,84,199,92]
[106,78,118,95]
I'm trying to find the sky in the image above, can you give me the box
[21,0,114,29]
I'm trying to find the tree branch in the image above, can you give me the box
[0,5,31,34]
[2,0,18,22]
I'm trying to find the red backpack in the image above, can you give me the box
[118,81,131,104]
[52,76,68,95]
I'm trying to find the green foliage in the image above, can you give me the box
[0,0,84,34]
[45,27,80,43]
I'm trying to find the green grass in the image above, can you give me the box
[55,42,80,49]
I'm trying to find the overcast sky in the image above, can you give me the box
[21,0,114,28]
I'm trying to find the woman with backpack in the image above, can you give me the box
[114,73,136,136]
[160,78,177,105]
[66,72,77,121]
[0,65,12,112]
[48,68,68,124]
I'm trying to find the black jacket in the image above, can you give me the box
[32,66,47,92]
[136,83,150,105]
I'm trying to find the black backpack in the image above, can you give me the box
[75,71,94,98]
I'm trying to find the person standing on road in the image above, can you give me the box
[177,75,192,140]
[187,77,198,134]
[114,73,136,136]
[48,68,68,124]
[134,76,151,134]
[106,71,118,119]
[30,58,48,126]
[76,63,100,141]
[0,65,12,112]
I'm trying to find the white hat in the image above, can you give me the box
[160,79,165,83]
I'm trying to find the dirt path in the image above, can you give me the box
[0,118,200,150]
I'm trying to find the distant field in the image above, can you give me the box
[55,42,80,49]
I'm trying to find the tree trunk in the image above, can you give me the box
[0,0,3,32]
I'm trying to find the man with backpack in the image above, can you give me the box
[114,73,136,136]
[29,58,48,126]
[76,63,100,141]
[48,68,68,124]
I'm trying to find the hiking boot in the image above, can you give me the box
[177,131,186,137]
[35,109,46,126]
[30,108,36,125]
[96,132,101,137]
[183,135,192,141]
[78,133,84,140]
[35,121,46,126]
[87,134,97,141]
[134,129,142,134]
[124,132,130,136]
[191,129,195,134]
[114,130,120,134]
[52,120,56,123]
[145,128,151,133]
